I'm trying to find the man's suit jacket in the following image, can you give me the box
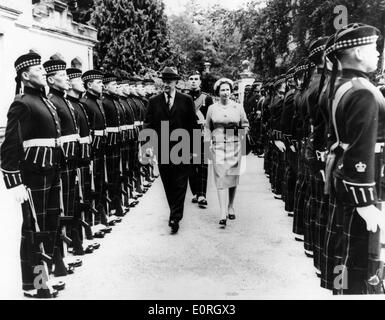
[144,91,199,163]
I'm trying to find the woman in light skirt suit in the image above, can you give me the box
[204,78,249,227]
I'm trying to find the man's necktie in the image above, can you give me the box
[167,93,172,110]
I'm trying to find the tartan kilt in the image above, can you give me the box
[128,140,137,181]
[78,165,93,226]
[293,153,306,235]
[60,161,77,218]
[92,149,106,208]
[282,162,288,203]
[121,143,129,174]
[273,149,285,195]
[334,178,383,294]
[19,166,61,290]
[303,166,317,253]
[313,170,329,272]
[105,145,120,182]
[270,148,278,190]
[283,155,296,212]
[320,184,341,291]
[264,143,272,175]
[105,145,122,211]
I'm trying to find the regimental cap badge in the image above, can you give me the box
[355,162,367,173]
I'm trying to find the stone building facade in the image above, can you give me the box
[0,0,97,128]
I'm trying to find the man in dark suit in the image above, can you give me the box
[144,67,198,234]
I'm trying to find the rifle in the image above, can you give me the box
[24,188,58,298]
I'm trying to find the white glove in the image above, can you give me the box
[10,184,29,203]
[274,140,286,152]
[356,205,385,233]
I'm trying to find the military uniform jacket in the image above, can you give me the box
[102,93,122,147]
[1,86,62,189]
[316,73,332,152]
[67,95,91,164]
[189,90,214,118]
[333,68,385,207]
[48,88,79,161]
[304,72,323,164]
[291,89,306,142]
[132,95,146,122]
[280,88,296,147]
[80,91,107,152]
[270,95,284,141]
[114,95,129,144]
[261,95,272,138]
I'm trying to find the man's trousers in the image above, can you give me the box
[189,146,208,198]
[159,164,191,222]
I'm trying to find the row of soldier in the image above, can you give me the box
[0,53,159,298]
[251,23,385,295]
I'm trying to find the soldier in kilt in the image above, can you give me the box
[127,77,146,196]
[1,53,64,297]
[121,79,141,205]
[302,38,330,263]
[102,73,125,221]
[80,70,111,231]
[270,75,287,199]
[324,23,385,294]
[66,68,100,252]
[44,59,82,276]
[292,60,309,242]
[310,36,336,279]
[281,68,297,216]
[261,80,273,176]
[115,78,133,212]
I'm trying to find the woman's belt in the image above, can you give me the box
[23,138,62,148]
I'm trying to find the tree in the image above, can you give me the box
[91,0,174,76]
[167,2,243,79]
